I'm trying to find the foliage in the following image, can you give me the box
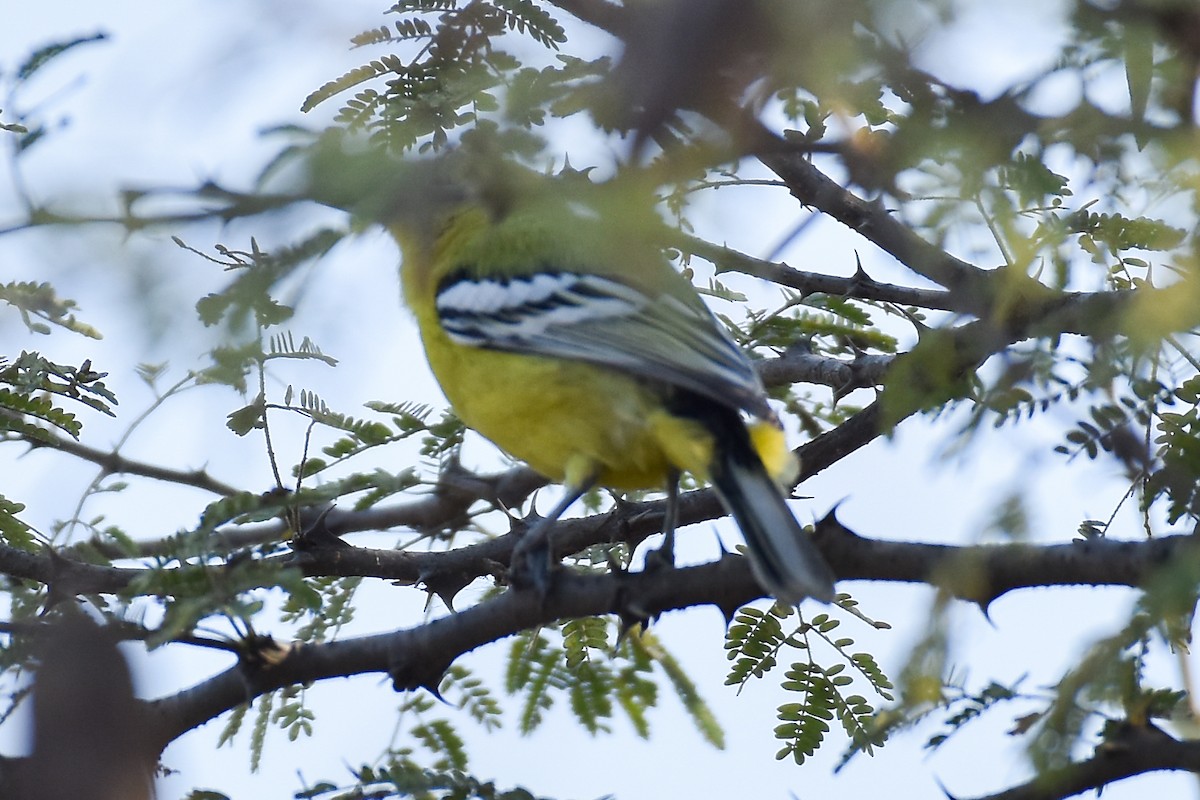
[300,0,576,154]
[725,602,893,765]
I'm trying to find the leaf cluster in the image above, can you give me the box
[502,621,713,743]
[302,0,595,156]
[725,602,893,766]
[0,281,101,338]
[0,350,115,440]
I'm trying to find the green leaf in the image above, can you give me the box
[226,394,266,436]
[725,605,786,689]
[439,665,503,732]
[0,281,102,338]
[412,718,468,771]
[0,495,37,551]
[637,631,724,749]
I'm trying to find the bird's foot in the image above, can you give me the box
[508,515,555,597]
[642,537,676,574]
[643,473,680,575]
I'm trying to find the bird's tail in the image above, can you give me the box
[710,422,836,604]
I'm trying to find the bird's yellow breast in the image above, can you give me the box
[419,324,713,490]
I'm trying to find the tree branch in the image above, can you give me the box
[139,522,1199,758]
[678,233,958,311]
[141,555,775,753]
[4,500,1193,617]
[27,289,1147,606]
[754,129,990,298]
[72,464,548,559]
[967,722,1200,800]
[66,344,885,563]
[758,348,892,399]
[544,0,627,36]
[14,432,239,497]
[811,514,1187,609]
[750,126,1168,345]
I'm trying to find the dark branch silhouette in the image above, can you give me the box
[965,723,1200,800]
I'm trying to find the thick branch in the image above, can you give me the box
[5,502,1194,611]
[291,510,1197,610]
[141,554,772,752]
[968,722,1200,800]
[1,394,889,599]
[140,522,1199,757]
[811,514,1186,609]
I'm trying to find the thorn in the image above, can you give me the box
[558,155,595,181]
[422,583,461,615]
[622,608,653,635]
[783,339,814,357]
[608,491,640,520]
[814,503,862,547]
[817,500,848,526]
[40,547,74,614]
[428,575,473,613]
[509,479,593,599]
[510,508,539,535]
[716,600,741,626]
[975,598,996,627]
[423,681,448,704]
[933,775,960,800]
[851,251,871,285]
[292,504,348,550]
[614,615,646,649]
[710,526,730,555]
[604,548,628,574]
[433,452,465,489]
[390,653,452,696]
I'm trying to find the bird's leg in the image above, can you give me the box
[510,479,595,595]
[644,470,681,572]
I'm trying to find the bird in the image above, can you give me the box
[321,150,836,604]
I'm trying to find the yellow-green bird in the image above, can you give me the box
[320,151,835,603]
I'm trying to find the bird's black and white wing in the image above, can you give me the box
[435,270,770,417]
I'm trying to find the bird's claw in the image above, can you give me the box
[642,539,675,573]
[509,517,555,597]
